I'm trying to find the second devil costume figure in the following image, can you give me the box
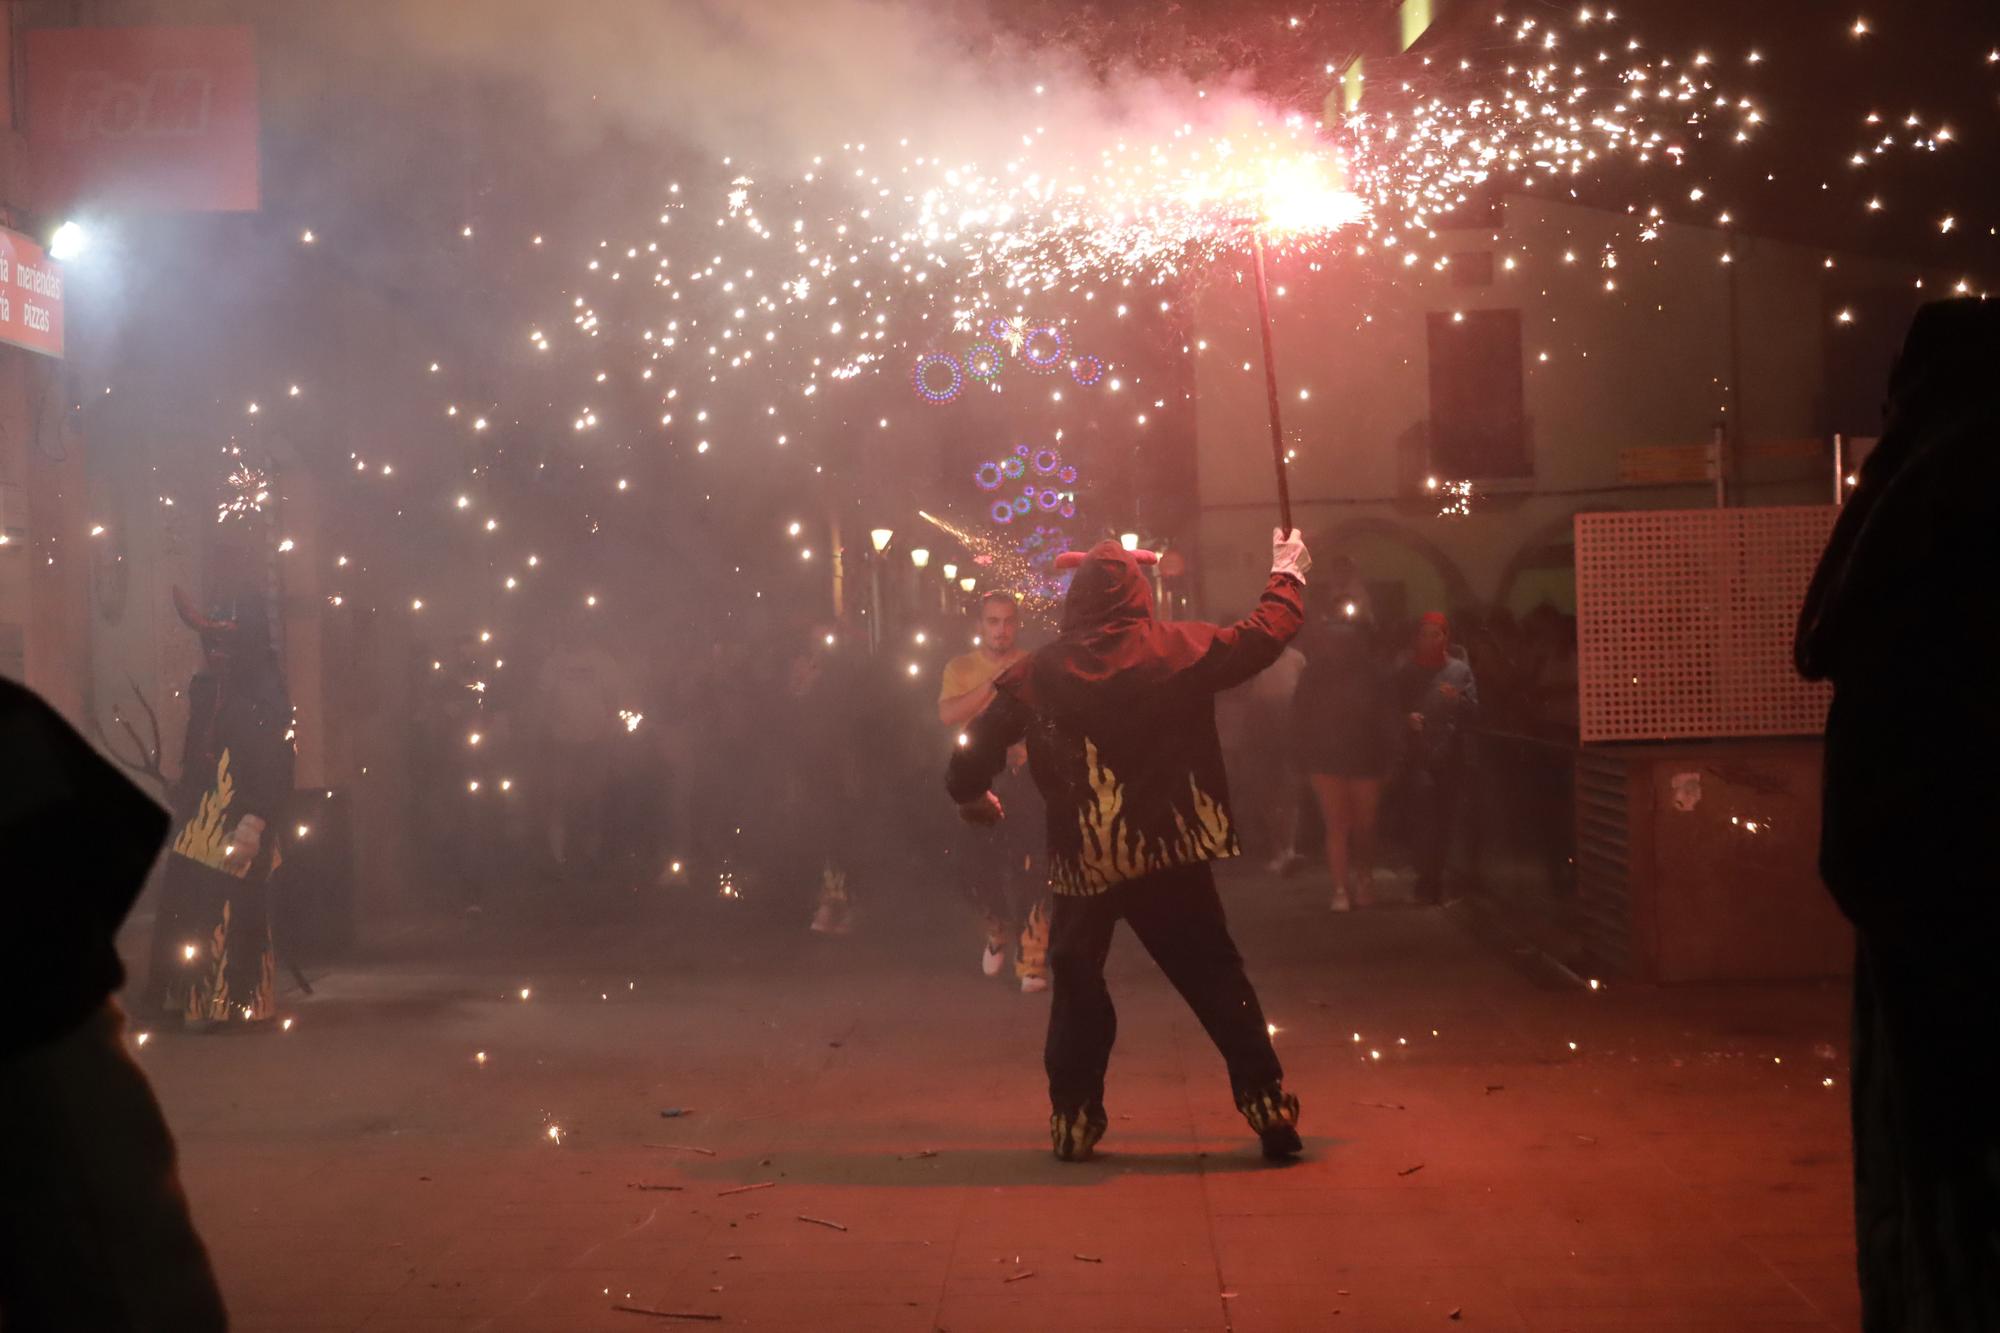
[142,587,295,1029]
[948,530,1311,1161]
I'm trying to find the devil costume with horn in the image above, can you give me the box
[948,530,1312,1161]
[140,587,294,1028]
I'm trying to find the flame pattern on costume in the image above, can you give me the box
[1053,739,1238,897]
[167,752,279,1023]
[171,753,236,869]
[1050,1105,1108,1162]
[1016,900,1051,979]
[820,863,849,908]
[1236,1084,1301,1134]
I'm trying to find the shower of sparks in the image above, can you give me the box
[462,10,1765,490]
[1428,478,1475,518]
[218,458,273,523]
[916,509,1064,614]
[300,6,1990,686]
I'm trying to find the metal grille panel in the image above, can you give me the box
[1576,506,1835,742]
[1572,750,1633,979]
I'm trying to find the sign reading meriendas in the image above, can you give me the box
[0,229,65,359]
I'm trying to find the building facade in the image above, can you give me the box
[1188,193,1921,626]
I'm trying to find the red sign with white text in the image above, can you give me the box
[0,229,66,359]
[26,25,260,213]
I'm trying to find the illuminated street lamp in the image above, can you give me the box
[959,576,977,593]
[1119,532,1141,551]
[909,547,930,568]
[868,528,895,652]
[49,220,88,261]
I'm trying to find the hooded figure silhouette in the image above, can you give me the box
[948,529,1311,1161]
[2,678,229,1331]
[1796,297,2000,1329]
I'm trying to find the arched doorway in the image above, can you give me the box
[1315,516,1475,627]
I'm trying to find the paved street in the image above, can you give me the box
[127,872,1859,1332]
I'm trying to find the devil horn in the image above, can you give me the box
[172,586,231,635]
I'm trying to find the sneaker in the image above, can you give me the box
[1265,851,1305,876]
[982,941,1006,977]
[1237,1085,1303,1160]
[1050,1105,1108,1162]
[1329,886,1352,913]
[1019,974,1049,994]
[809,901,850,936]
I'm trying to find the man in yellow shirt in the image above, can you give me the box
[939,592,1050,991]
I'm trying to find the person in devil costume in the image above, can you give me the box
[141,586,295,1029]
[947,529,1312,1161]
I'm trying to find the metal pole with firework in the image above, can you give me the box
[1248,226,1295,539]
[1238,154,1363,543]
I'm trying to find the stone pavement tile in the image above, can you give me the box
[948,1223,1217,1285]
[1735,1229,1855,1265]
[1518,1315,1835,1332]
[946,1269,1223,1307]
[137,877,1865,1332]
[670,1237,949,1280]
[1210,1182,1488,1227]
[222,1295,391,1333]
[962,1267,1215,1300]
[1504,1251,1833,1329]
[1222,1268,1528,1332]
[1766,1258,1862,1326]
[932,1286,1224,1332]
[459,1272,735,1333]
[352,1266,552,1322]
[1200,1160,1425,1216]
[1213,1211,1493,1282]
[209,1244,412,1330]
[1482,1214,1741,1265]
[426,1214,704,1275]
[655,1296,940,1333]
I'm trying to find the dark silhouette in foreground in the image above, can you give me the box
[1797,297,2000,1330]
[1,678,228,1332]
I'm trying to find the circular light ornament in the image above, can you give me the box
[1022,325,1064,372]
[912,352,963,403]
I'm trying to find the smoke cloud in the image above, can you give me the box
[364,0,1261,175]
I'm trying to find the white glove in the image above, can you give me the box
[222,815,265,878]
[1271,528,1310,584]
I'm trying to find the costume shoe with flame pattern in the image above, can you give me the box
[1050,1104,1108,1162]
[1237,1083,1303,1160]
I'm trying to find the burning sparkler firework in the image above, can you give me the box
[476,11,1762,477]
[282,3,1995,669]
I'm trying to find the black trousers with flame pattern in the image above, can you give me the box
[1044,861,1283,1114]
